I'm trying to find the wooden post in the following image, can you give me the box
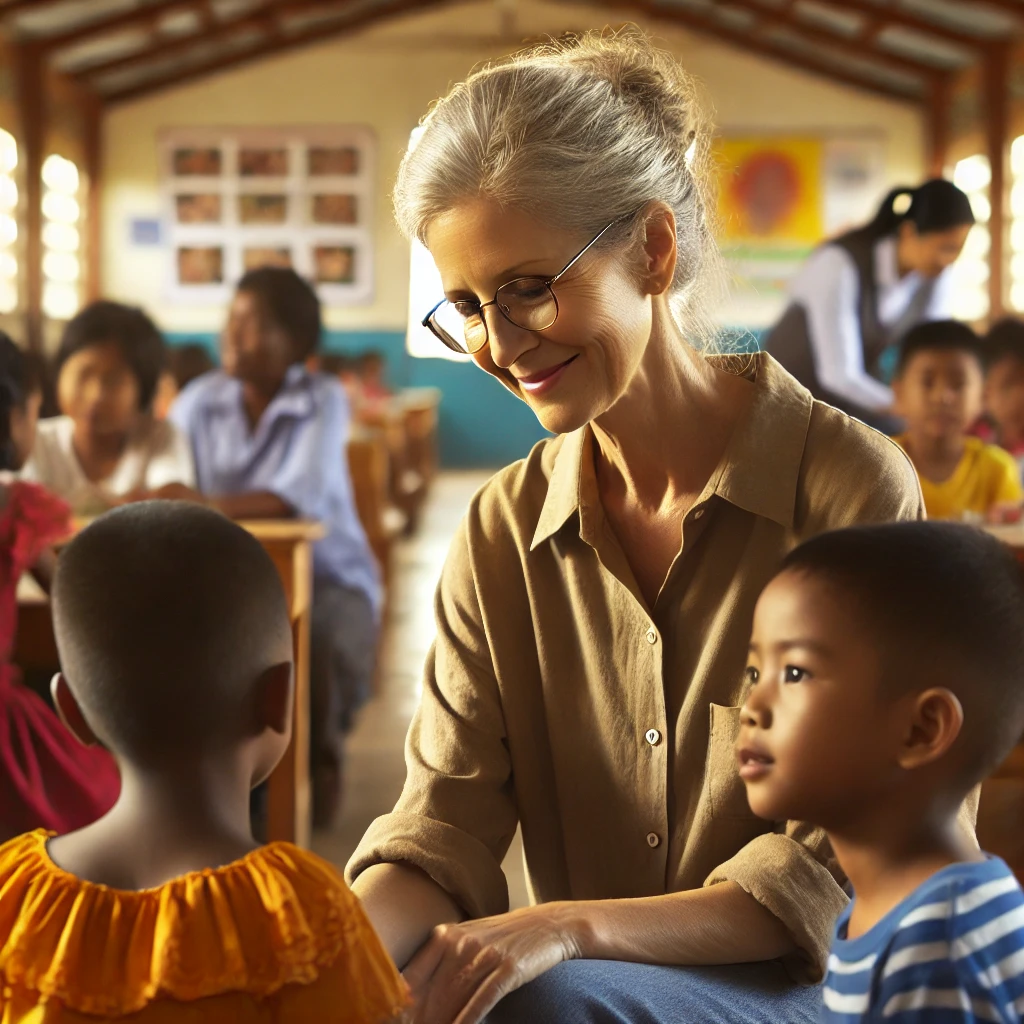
[82,88,102,303]
[927,74,950,178]
[13,43,45,353]
[985,42,1010,321]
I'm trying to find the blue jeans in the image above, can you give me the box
[486,960,822,1024]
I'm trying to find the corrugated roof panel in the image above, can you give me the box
[51,28,152,72]
[899,0,1021,36]
[712,5,757,30]
[156,8,204,37]
[210,0,266,19]
[792,1,863,37]
[876,25,973,68]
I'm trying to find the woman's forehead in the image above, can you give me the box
[425,200,577,291]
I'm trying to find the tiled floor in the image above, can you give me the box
[313,471,529,909]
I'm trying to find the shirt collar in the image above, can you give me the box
[530,352,813,551]
[209,363,314,419]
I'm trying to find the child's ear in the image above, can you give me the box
[50,673,100,747]
[897,687,964,771]
[257,662,294,737]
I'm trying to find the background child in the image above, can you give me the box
[739,522,1024,1022]
[892,319,1022,520]
[20,301,195,514]
[0,501,407,1021]
[0,331,119,842]
[980,317,1024,477]
[169,268,380,829]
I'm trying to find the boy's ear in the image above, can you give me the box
[897,687,964,772]
[257,662,294,737]
[51,672,100,748]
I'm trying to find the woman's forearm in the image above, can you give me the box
[352,862,465,969]
[574,881,795,966]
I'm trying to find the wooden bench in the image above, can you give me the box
[14,518,324,848]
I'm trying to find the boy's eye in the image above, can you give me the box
[783,665,809,683]
[744,666,759,685]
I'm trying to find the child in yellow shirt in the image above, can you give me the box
[0,502,407,1023]
[893,319,1022,520]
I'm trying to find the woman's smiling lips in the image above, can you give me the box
[515,356,578,396]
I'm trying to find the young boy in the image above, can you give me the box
[168,268,380,828]
[892,320,1022,520]
[979,318,1024,477]
[0,501,407,1021]
[738,521,1024,1022]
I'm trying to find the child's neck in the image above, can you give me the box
[72,425,130,483]
[47,758,259,891]
[241,374,287,431]
[901,429,966,484]
[828,804,982,940]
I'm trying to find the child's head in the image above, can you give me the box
[51,502,294,788]
[893,320,983,443]
[358,350,386,384]
[985,318,1024,445]
[56,301,166,438]
[0,331,44,471]
[222,268,320,387]
[739,522,1024,833]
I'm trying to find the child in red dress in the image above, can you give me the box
[0,331,119,839]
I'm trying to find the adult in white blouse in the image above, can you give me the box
[765,179,975,431]
[21,302,195,514]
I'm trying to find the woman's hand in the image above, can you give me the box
[402,903,587,1024]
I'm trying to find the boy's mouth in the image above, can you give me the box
[736,746,775,781]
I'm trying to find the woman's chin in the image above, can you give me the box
[528,397,595,436]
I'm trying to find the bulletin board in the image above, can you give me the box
[159,126,375,306]
[714,132,886,329]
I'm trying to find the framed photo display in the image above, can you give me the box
[160,126,375,305]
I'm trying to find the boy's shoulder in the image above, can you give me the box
[0,831,390,1015]
[968,436,1022,476]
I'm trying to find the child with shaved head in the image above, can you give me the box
[0,502,406,1022]
[739,522,1024,1023]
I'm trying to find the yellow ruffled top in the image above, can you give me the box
[0,831,408,1023]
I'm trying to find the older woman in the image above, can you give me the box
[348,30,927,1024]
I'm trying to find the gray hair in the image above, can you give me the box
[394,28,725,348]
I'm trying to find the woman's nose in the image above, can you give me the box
[484,306,538,370]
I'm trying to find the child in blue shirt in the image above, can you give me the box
[739,521,1024,1023]
[168,267,381,829]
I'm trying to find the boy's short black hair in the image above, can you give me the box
[895,319,982,377]
[780,522,1024,787]
[237,267,321,362]
[167,342,215,391]
[56,301,166,411]
[52,502,292,766]
[985,318,1024,371]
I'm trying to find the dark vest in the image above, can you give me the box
[764,227,936,423]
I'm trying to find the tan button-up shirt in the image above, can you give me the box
[348,355,924,979]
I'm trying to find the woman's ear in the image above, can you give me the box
[897,687,964,772]
[51,672,100,747]
[639,204,678,297]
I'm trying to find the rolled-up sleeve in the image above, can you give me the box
[345,515,518,918]
[704,821,846,982]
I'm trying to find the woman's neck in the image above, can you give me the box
[592,298,752,510]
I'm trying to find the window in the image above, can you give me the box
[1011,135,1024,313]
[41,154,81,320]
[948,154,991,323]
[0,129,18,315]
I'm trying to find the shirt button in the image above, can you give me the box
[646,832,661,848]
[693,507,705,520]
[645,729,662,746]
[645,627,658,645]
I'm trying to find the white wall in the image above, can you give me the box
[101,0,925,334]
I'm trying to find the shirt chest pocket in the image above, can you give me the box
[704,703,756,819]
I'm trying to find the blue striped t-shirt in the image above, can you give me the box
[822,857,1024,1023]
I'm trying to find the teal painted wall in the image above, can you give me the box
[166,330,550,470]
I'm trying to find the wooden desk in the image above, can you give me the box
[980,525,1024,880]
[13,518,324,849]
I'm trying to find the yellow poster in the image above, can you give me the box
[716,136,823,244]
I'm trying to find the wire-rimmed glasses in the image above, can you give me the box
[421,210,635,356]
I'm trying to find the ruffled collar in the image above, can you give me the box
[0,830,394,1016]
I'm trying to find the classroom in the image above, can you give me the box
[0,1,1022,1022]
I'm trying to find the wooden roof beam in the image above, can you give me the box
[0,0,64,16]
[605,0,922,102]
[822,0,994,49]
[104,0,450,104]
[719,0,945,79]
